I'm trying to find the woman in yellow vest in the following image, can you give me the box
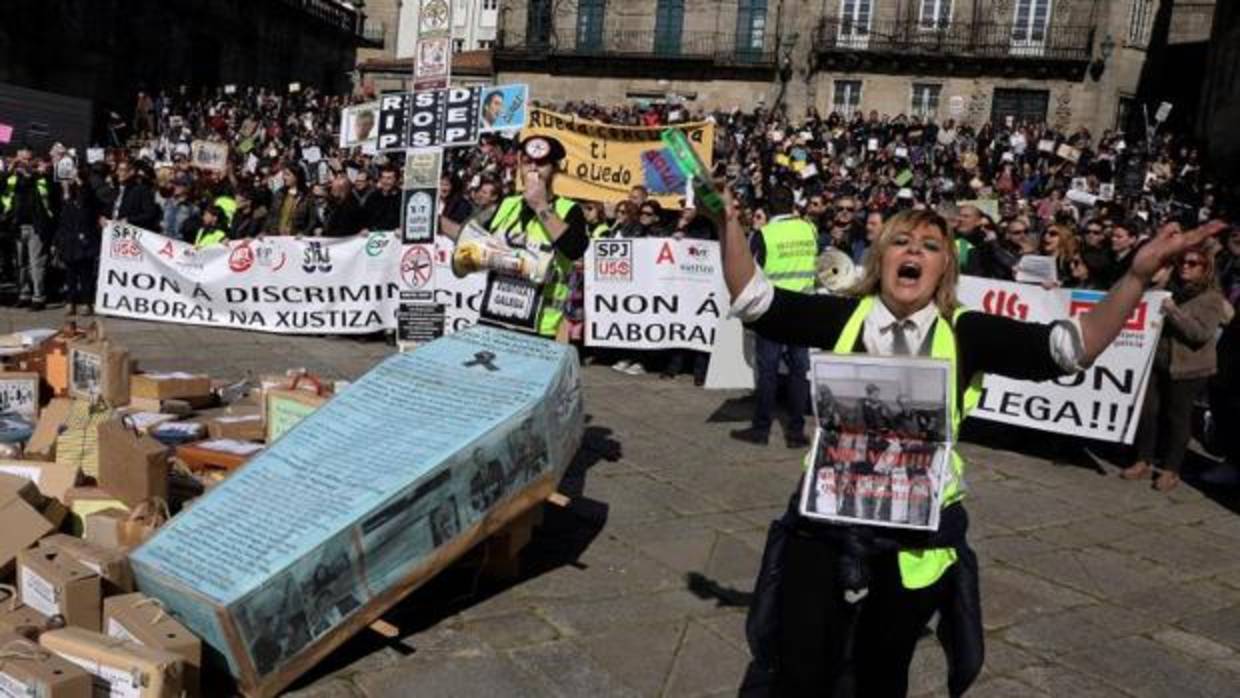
[710,195,1226,697]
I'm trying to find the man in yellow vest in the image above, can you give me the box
[484,136,589,338]
[731,185,818,448]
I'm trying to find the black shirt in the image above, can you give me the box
[745,292,1068,403]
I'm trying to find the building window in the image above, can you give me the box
[918,0,952,30]
[526,0,552,47]
[577,0,606,51]
[911,83,942,117]
[478,39,495,49]
[1011,0,1051,47]
[833,80,863,118]
[838,0,873,48]
[483,0,498,10]
[735,0,768,60]
[654,0,685,56]
[1127,0,1155,46]
[452,38,465,52]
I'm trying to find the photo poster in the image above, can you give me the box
[0,373,39,420]
[190,140,229,172]
[339,102,379,149]
[478,84,528,133]
[800,354,953,532]
[68,346,104,400]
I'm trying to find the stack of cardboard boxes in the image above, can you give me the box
[0,324,334,697]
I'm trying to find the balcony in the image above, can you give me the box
[496,29,777,78]
[813,18,1094,78]
[277,0,384,47]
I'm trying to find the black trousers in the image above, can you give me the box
[776,532,953,698]
[64,258,98,305]
[1135,366,1207,474]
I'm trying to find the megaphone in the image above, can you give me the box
[451,222,553,284]
[816,248,858,293]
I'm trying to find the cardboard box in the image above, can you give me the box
[40,534,134,594]
[0,473,47,510]
[64,488,128,537]
[130,373,212,401]
[0,371,40,420]
[97,419,172,508]
[104,593,201,698]
[0,601,55,635]
[0,486,55,578]
[25,398,73,462]
[67,339,130,407]
[17,548,102,631]
[130,328,584,697]
[263,387,329,444]
[41,628,184,698]
[82,509,129,550]
[175,440,263,473]
[55,401,114,478]
[127,397,206,415]
[0,461,83,502]
[113,411,178,434]
[206,412,264,442]
[0,631,93,697]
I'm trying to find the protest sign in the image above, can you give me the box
[339,102,379,149]
[130,326,583,696]
[95,223,403,335]
[585,238,726,351]
[521,108,713,208]
[0,123,12,145]
[957,277,1166,443]
[377,94,413,151]
[478,84,528,132]
[0,373,39,420]
[801,355,952,531]
[1056,143,1081,163]
[190,141,228,171]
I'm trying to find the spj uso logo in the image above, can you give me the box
[109,225,143,261]
[594,240,632,281]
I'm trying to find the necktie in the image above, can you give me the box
[891,320,913,356]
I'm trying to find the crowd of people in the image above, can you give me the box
[0,86,1236,475]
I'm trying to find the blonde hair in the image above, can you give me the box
[847,209,959,318]
[1047,224,1079,263]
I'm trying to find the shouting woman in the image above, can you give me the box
[708,195,1225,697]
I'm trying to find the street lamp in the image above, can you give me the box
[1090,33,1116,81]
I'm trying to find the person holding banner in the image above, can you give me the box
[710,188,1226,697]
[483,135,589,338]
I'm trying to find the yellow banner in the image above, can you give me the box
[520,108,714,208]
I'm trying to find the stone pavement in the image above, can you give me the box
[8,309,1240,697]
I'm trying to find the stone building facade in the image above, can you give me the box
[494,0,1212,136]
[0,0,375,136]
[1198,0,1240,189]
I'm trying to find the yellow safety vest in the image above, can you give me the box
[0,175,50,215]
[489,195,577,337]
[214,195,237,226]
[830,295,984,589]
[759,217,818,292]
[194,228,227,249]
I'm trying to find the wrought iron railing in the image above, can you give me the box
[813,18,1093,61]
[499,29,776,65]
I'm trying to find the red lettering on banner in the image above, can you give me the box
[159,241,174,259]
[656,242,675,265]
[981,288,1029,320]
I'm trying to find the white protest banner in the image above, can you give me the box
[957,276,1167,443]
[585,238,726,351]
[96,223,405,334]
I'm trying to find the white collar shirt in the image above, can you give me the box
[861,299,941,356]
